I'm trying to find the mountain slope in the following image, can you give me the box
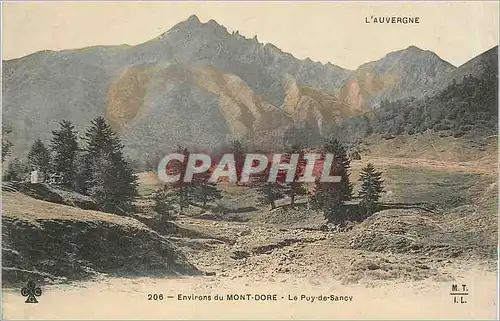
[2,15,496,164]
[2,15,359,162]
[448,45,498,84]
[339,46,456,108]
[337,46,498,143]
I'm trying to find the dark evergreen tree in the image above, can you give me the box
[192,184,222,207]
[164,145,190,211]
[73,152,87,193]
[283,145,307,207]
[189,171,223,207]
[312,138,353,223]
[49,120,79,188]
[153,188,176,221]
[230,139,246,184]
[2,139,12,162]
[358,163,384,217]
[82,117,138,214]
[256,182,285,210]
[169,186,190,211]
[27,138,50,177]
[2,126,13,162]
[254,161,286,210]
[3,158,28,182]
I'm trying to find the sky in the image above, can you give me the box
[2,1,499,69]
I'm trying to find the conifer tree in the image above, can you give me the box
[49,120,79,188]
[2,139,12,162]
[254,160,286,210]
[230,139,246,184]
[256,182,285,210]
[73,152,88,194]
[82,117,138,214]
[164,145,191,211]
[153,188,176,221]
[27,138,50,177]
[3,158,28,182]
[189,171,223,207]
[312,138,353,223]
[2,126,13,162]
[283,145,307,207]
[358,163,384,217]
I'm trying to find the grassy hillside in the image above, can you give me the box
[2,192,199,285]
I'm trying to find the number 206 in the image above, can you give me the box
[148,294,164,300]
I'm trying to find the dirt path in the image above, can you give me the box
[3,266,497,319]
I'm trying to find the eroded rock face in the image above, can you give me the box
[285,82,365,135]
[106,64,155,131]
[105,63,360,158]
[194,65,289,142]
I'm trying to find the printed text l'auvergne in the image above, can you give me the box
[365,16,420,24]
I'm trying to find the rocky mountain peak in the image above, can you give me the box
[169,15,228,34]
[383,45,436,62]
[187,14,201,23]
[405,45,424,52]
[175,14,202,27]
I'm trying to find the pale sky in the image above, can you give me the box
[2,1,499,69]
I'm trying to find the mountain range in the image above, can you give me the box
[2,15,498,163]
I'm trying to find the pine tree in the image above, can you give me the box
[256,182,285,210]
[312,138,353,223]
[283,145,307,207]
[49,120,79,188]
[2,139,12,162]
[27,139,50,178]
[82,117,138,214]
[169,186,190,211]
[164,145,191,211]
[153,188,176,221]
[2,126,13,162]
[189,171,223,207]
[73,152,88,194]
[254,161,286,210]
[230,139,246,184]
[358,163,384,217]
[3,158,28,182]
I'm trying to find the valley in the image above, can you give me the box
[1,12,498,320]
[2,137,497,318]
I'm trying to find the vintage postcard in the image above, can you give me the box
[1,1,498,319]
